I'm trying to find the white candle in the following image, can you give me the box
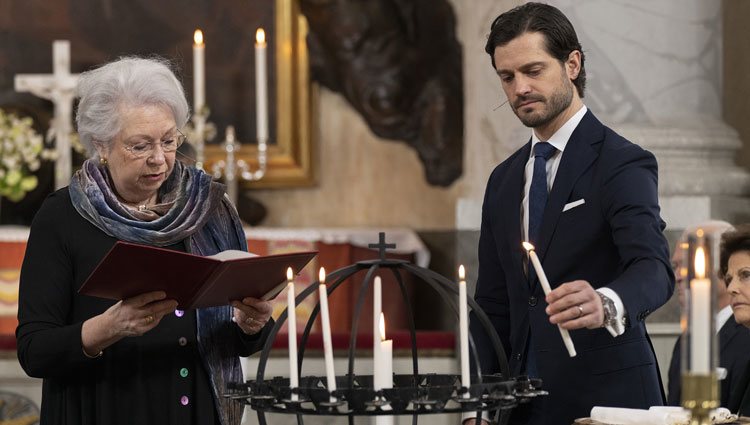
[522,242,577,357]
[373,312,393,391]
[375,314,394,425]
[318,267,337,401]
[690,247,711,374]
[193,30,205,114]
[286,267,298,401]
[255,28,269,142]
[373,276,382,389]
[458,265,470,398]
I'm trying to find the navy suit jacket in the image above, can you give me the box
[668,315,750,408]
[470,111,674,425]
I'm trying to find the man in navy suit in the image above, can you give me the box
[666,221,750,408]
[464,3,674,425]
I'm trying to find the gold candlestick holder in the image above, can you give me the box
[680,226,721,425]
[681,372,718,425]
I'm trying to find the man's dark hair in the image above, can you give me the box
[720,224,750,279]
[485,2,586,97]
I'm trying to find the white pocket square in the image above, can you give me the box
[562,199,585,212]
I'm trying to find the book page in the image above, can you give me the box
[208,250,259,261]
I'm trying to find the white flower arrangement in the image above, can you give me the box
[0,109,52,202]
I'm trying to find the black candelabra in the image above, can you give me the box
[225,233,546,424]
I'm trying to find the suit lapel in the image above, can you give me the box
[538,111,603,260]
[502,141,531,291]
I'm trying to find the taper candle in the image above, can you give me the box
[255,28,268,142]
[193,29,205,114]
[458,265,470,397]
[286,267,298,401]
[318,267,337,401]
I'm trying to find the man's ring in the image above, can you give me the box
[245,317,254,325]
[145,314,154,324]
[577,305,584,317]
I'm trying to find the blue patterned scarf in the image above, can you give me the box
[69,159,247,425]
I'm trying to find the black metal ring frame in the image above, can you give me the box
[225,234,545,425]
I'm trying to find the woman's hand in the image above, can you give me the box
[82,291,178,356]
[106,291,179,337]
[232,297,273,335]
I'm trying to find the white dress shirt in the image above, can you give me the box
[520,105,627,337]
[716,305,733,332]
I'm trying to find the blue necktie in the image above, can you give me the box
[528,142,557,246]
[525,142,556,379]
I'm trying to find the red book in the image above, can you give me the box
[78,241,317,309]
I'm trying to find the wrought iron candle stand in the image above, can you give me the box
[225,233,546,424]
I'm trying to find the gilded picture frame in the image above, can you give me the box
[204,0,314,189]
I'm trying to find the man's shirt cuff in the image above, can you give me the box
[596,287,627,336]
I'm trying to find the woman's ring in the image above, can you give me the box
[145,314,154,324]
[577,305,584,317]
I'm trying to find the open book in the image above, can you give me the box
[78,241,317,309]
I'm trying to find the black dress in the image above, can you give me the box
[729,358,750,416]
[16,189,268,425]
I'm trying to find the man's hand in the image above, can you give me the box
[545,280,604,330]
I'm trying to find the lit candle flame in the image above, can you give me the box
[255,28,266,45]
[319,267,326,284]
[379,312,386,341]
[522,241,535,251]
[694,246,706,279]
[458,264,465,280]
[194,29,204,46]
[286,267,293,281]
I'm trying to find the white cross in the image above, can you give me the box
[14,40,79,190]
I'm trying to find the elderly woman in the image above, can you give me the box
[15,57,273,425]
[722,224,750,415]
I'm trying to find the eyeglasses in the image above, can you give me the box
[122,130,187,159]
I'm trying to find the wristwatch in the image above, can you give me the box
[598,292,618,329]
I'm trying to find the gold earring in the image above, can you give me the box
[99,157,108,165]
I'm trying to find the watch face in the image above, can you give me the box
[598,294,616,327]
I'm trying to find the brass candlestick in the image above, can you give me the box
[682,372,718,425]
[680,228,720,425]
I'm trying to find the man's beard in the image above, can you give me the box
[512,80,574,128]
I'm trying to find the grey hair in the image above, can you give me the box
[76,56,190,158]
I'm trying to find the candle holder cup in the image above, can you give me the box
[225,233,547,425]
[680,229,720,425]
